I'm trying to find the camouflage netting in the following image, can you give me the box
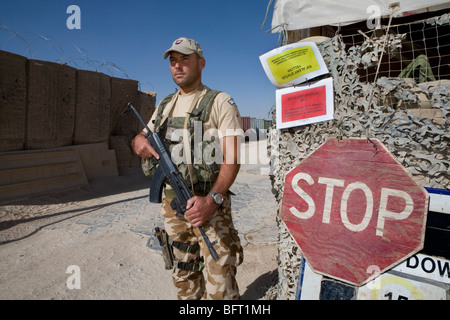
[268,17,449,299]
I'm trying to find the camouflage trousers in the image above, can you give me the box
[161,193,243,300]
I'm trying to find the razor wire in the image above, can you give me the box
[0,23,152,90]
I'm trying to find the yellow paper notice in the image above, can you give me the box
[267,46,320,85]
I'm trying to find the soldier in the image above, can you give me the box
[132,37,243,300]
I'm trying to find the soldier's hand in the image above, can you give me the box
[132,132,160,160]
[185,196,217,227]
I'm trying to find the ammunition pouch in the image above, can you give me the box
[141,137,220,192]
[141,157,158,177]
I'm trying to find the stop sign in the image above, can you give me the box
[280,138,429,286]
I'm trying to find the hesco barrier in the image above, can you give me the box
[0,50,156,169]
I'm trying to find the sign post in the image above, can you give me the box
[280,138,429,286]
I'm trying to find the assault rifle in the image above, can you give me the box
[121,103,219,261]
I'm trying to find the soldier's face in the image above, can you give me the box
[169,52,205,90]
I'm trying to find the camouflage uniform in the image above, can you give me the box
[162,193,243,300]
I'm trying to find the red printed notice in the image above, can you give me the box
[276,77,334,129]
[281,86,326,122]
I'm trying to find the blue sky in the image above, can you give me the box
[0,1,280,119]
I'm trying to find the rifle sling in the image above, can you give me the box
[183,90,202,193]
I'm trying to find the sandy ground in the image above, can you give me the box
[0,140,279,300]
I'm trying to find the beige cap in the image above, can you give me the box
[164,37,203,59]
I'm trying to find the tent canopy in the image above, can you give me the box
[271,0,450,31]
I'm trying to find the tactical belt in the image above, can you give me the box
[164,187,209,199]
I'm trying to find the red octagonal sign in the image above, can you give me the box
[280,138,429,286]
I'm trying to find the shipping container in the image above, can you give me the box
[242,117,269,141]
[250,118,265,131]
[249,118,266,141]
[241,116,251,132]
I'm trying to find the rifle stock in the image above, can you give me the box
[122,103,219,261]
